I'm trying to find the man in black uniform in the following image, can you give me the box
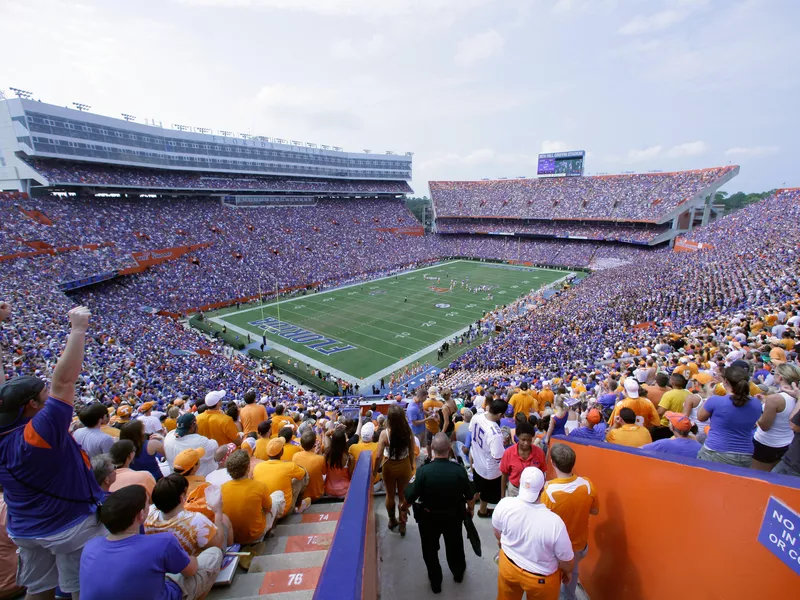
[402,433,475,594]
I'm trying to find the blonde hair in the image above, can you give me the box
[776,363,800,384]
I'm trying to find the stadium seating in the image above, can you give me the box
[430,167,736,222]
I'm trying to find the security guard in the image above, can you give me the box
[401,432,475,594]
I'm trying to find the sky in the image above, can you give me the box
[1,0,798,195]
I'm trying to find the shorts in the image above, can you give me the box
[13,513,107,594]
[473,471,502,505]
[752,439,789,464]
[425,430,437,445]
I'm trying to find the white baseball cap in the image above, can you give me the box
[361,422,376,443]
[518,467,545,503]
[623,379,640,398]
[205,390,226,407]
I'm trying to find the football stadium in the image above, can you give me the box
[0,31,798,600]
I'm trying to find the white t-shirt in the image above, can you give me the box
[468,413,504,480]
[139,414,164,436]
[473,395,486,414]
[492,498,574,576]
[164,431,220,477]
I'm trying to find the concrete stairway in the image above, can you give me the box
[208,501,343,600]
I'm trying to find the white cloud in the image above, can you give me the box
[724,146,779,157]
[628,145,663,162]
[540,140,571,153]
[551,0,574,14]
[619,10,685,35]
[420,148,538,171]
[331,35,386,60]
[177,0,493,20]
[666,140,708,157]
[253,84,364,131]
[455,29,505,66]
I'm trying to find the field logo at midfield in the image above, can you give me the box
[435,303,451,309]
[248,316,356,356]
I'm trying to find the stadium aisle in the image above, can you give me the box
[376,496,591,600]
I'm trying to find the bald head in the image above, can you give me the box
[431,433,450,458]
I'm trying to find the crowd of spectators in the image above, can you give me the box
[430,167,736,223]
[25,159,413,194]
[436,218,668,244]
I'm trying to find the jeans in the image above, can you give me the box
[772,460,800,477]
[561,545,588,600]
[697,445,752,468]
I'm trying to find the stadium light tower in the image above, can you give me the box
[219,130,232,137]
[10,88,34,99]
[73,102,91,111]
[405,152,414,156]
[196,127,211,135]
[121,113,136,122]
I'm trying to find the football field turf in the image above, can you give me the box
[210,260,571,386]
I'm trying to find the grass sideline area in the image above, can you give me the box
[210,260,571,386]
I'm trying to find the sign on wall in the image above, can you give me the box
[758,496,800,575]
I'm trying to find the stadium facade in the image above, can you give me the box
[0,97,413,197]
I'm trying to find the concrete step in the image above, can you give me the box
[262,532,334,555]
[209,570,321,599]
[249,550,328,573]
[273,521,337,537]
[282,510,340,525]
[305,501,343,513]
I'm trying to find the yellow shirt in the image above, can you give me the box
[281,443,302,462]
[509,391,535,418]
[270,415,294,438]
[164,418,177,433]
[253,438,271,461]
[658,389,691,426]
[221,478,272,544]
[240,404,268,436]
[606,424,652,448]
[253,459,307,517]
[349,441,380,484]
[101,425,120,438]
[538,389,554,411]
[293,451,327,500]
[541,475,598,552]
[196,410,240,447]
[423,399,443,433]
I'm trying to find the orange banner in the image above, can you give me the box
[674,236,714,252]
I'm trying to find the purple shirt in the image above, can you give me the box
[641,437,702,459]
[702,394,761,455]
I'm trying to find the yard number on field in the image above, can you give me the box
[396,332,410,338]
[323,298,335,302]
[421,321,436,327]
[466,304,477,308]
[288,573,304,586]
[445,312,458,317]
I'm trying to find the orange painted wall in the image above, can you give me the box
[557,438,800,600]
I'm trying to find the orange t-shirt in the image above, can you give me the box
[293,451,327,500]
[422,399,443,433]
[509,391,535,418]
[196,410,240,447]
[253,460,307,517]
[164,418,177,433]
[606,424,652,448]
[240,404,268,436]
[541,475,598,552]
[538,389,554,411]
[608,397,661,429]
[281,443,302,462]
[221,478,272,544]
[270,415,294,438]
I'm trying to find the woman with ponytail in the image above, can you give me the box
[696,364,762,467]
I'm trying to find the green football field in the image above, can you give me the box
[210,260,570,386]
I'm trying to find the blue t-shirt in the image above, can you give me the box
[568,423,607,441]
[641,437,702,459]
[702,394,762,454]
[598,393,619,410]
[406,402,425,435]
[80,533,189,600]
[0,396,103,537]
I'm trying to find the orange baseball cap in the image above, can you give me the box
[665,411,692,432]
[266,438,285,457]
[139,401,154,412]
[117,405,132,419]
[174,447,205,472]
[585,408,602,426]
[692,372,714,385]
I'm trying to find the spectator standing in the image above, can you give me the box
[401,433,474,594]
[164,414,220,477]
[542,444,599,600]
[240,389,268,436]
[253,438,310,516]
[137,401,165,436]
[470,399,507,517]
[79,486,222,600]
[508,382,536,418]
[752,363,800,471]
[772,384,800,477]
[492,467,574,600]
[197,390,242,447]
[423,387,444,459]
[0,306,106,600]
[568,409,607,441]
[606,408,652,448]
[0,486,24,599]
[221,451,284,543]
[500,421,545,498]
[653,374,691,440]
[269,404,294,438]
[324,429,353,498]
[374,405,417,536]
[292,429,327,502]
[640,412,701,458]
[607,380,661,430]
[73,402,115,459]
[407,386,429,449]
[697,365,765,468]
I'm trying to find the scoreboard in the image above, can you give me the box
[537,150,585,177]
